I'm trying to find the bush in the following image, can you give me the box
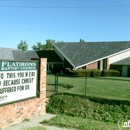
[64,68,72,74]
[102,69,120,77]
[47,93,130,123]
[74,69,91,76]
[64,69,101,77]
[65,68,71,73]
[91,69,101,77]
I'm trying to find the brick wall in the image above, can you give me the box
[0,58,47,128]
[86,62,98,69]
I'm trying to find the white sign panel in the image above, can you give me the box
[0,61,38,105]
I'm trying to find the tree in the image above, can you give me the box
[79,39,85,43]
[32,42,46,51]
[32,39,55,51]
[17,40,28,50]
[46,39,55,50]
[57,41,64,43]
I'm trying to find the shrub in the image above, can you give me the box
[74,69,91,76]
[102,69,120,77]
[64,68,75,75]
[65,68,71,74]
[65,69,101,77]
[47,93,130,123]
[91,69,101,77]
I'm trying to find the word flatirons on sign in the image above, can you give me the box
[0,61,39,105]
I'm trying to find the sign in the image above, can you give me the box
[118,119,130,129]
[0,61,38,105]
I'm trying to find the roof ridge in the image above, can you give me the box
[0,47,18,50]
[54,41,130,44]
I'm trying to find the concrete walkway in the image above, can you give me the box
[3,114,72,130]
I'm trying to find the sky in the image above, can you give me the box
[0,0,130,50]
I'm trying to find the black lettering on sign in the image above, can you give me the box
[25,72,28,77]
[17,72,24,77]
[29,72,35,77]
[7,73,16,78]
[25,85,29,90]
[17,86,24,91]
[0,87,16,94]
[0,73,4,79]
[22,78,34,84]
[3,79,20,86]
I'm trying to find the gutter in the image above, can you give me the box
[75,48,130,70]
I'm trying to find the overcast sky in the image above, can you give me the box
[0,0,130,49]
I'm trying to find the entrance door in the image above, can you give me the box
[122,66,128,77]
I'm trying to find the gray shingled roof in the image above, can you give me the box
[53,41,130,68]
[12,50,39,60]
[0,47,63,62]
[0,47,39,60]
[0,47,15,60]
[111,57,130,65]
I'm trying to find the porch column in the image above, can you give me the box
[106,58,109,70]
[100,60,103,71]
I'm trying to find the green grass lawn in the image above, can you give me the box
[46,75,130,130]
[42,114,119,130]
[47,75,130,101]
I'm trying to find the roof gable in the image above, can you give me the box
[53,41,130,68]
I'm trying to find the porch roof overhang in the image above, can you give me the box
[111,57,130,66]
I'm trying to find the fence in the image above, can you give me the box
[47,74,130,100]
[55,74,87,95]
[47,74,87,96]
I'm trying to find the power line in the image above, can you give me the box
[0,5,130,9]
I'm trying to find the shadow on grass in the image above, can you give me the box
[47,84,55,92]
[50,92,130,105]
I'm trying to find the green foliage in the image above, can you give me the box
[57,41,64,43]
[22,118,30,122]
[91,69,101,77]
[66,69,91,76]
[64,68,71,74]
[32,39,54,50]
[102,69,120,77]
[46,39,55,50]
[64,68,75,75]
[64,68,101,77]
[17,40,28,50]
[79,39,85,42]
[32,42,46,50]
[74,69,91,76]
[47,93,130,123]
